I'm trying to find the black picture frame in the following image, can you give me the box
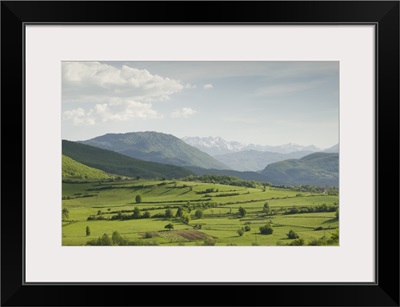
[1,1,399,306]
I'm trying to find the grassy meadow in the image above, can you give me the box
[62,178,339,246]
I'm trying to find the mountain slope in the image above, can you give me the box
[324,143,339,153]
[182,136,321,156]
[80,132,229,170]
[214,150,314,172]
[62,155,112,179]
[62,140,193,179]
[259,152,339,187]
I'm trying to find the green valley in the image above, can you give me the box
[62,177,338,246]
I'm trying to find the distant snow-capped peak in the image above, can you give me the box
[181,136,322,156]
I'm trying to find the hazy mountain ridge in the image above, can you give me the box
[214,150,314,172]
[259,152,339,187]
[324,144,339,153]
[80,131,229,170]
[182,136,323,156]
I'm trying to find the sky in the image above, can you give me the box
[62,61,339,149]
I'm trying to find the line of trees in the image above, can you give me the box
[283,203,338,215]
[183,174,258,188]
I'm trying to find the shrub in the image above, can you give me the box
[132,207,141,219]
[259,224,273,235]
[112,231,127,245]
[181,213,191,225]
[175,207,183,218]
[62,208,69,220]
[237,228,245,236]
[100,233,112,246]
[286,207,299,214]
[287,229,299,239]
[238,206,246,217]
[165,209,173,219]
[135,194,142,203]
[194,209,204,219]
[289,238,305,246]
[86,226,91,236]
[327,231,339,244]
[308,236,329,246]
[263,202,270,214]
[142,211,151,218]
[203,237,216,246]
[244,225,251,232]
[144,232,153,238]
[164,223,174,230]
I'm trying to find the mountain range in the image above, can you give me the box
[80,131,229,169]
[182,136,324,156]
[80,132,229,170]
[63,131,339,186]
[213,150,315,172]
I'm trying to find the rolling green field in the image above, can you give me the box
[62,178,339,246]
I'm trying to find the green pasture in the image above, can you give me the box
[62,179,339,246]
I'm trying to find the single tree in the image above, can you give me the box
[259,224,274,235]
[238,206,246,217]
[100,233,112,245]
[135,194,142,203]
[175,207,183,218]
[112,231,125,245]
[203,237,216,246]
[194,209,204,219]
[86,226,91,236]
[62,207,69,220]
[132,207,141,219]
[181,212,191,225]
[287,229,299,239]
[289,238,305,246]
[263,202,270,214]
[164,223,174,230]
[165,208,173,219]
[237,228,245,236]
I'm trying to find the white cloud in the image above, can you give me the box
[171,108,197,119]
[63,100,162,126]
[185,83,197,89]
[63,62,185,103]
[203,84,213,90]
[63,108,95,126]
[62,62,185,125]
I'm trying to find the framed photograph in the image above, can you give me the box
[1,1,399,306]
